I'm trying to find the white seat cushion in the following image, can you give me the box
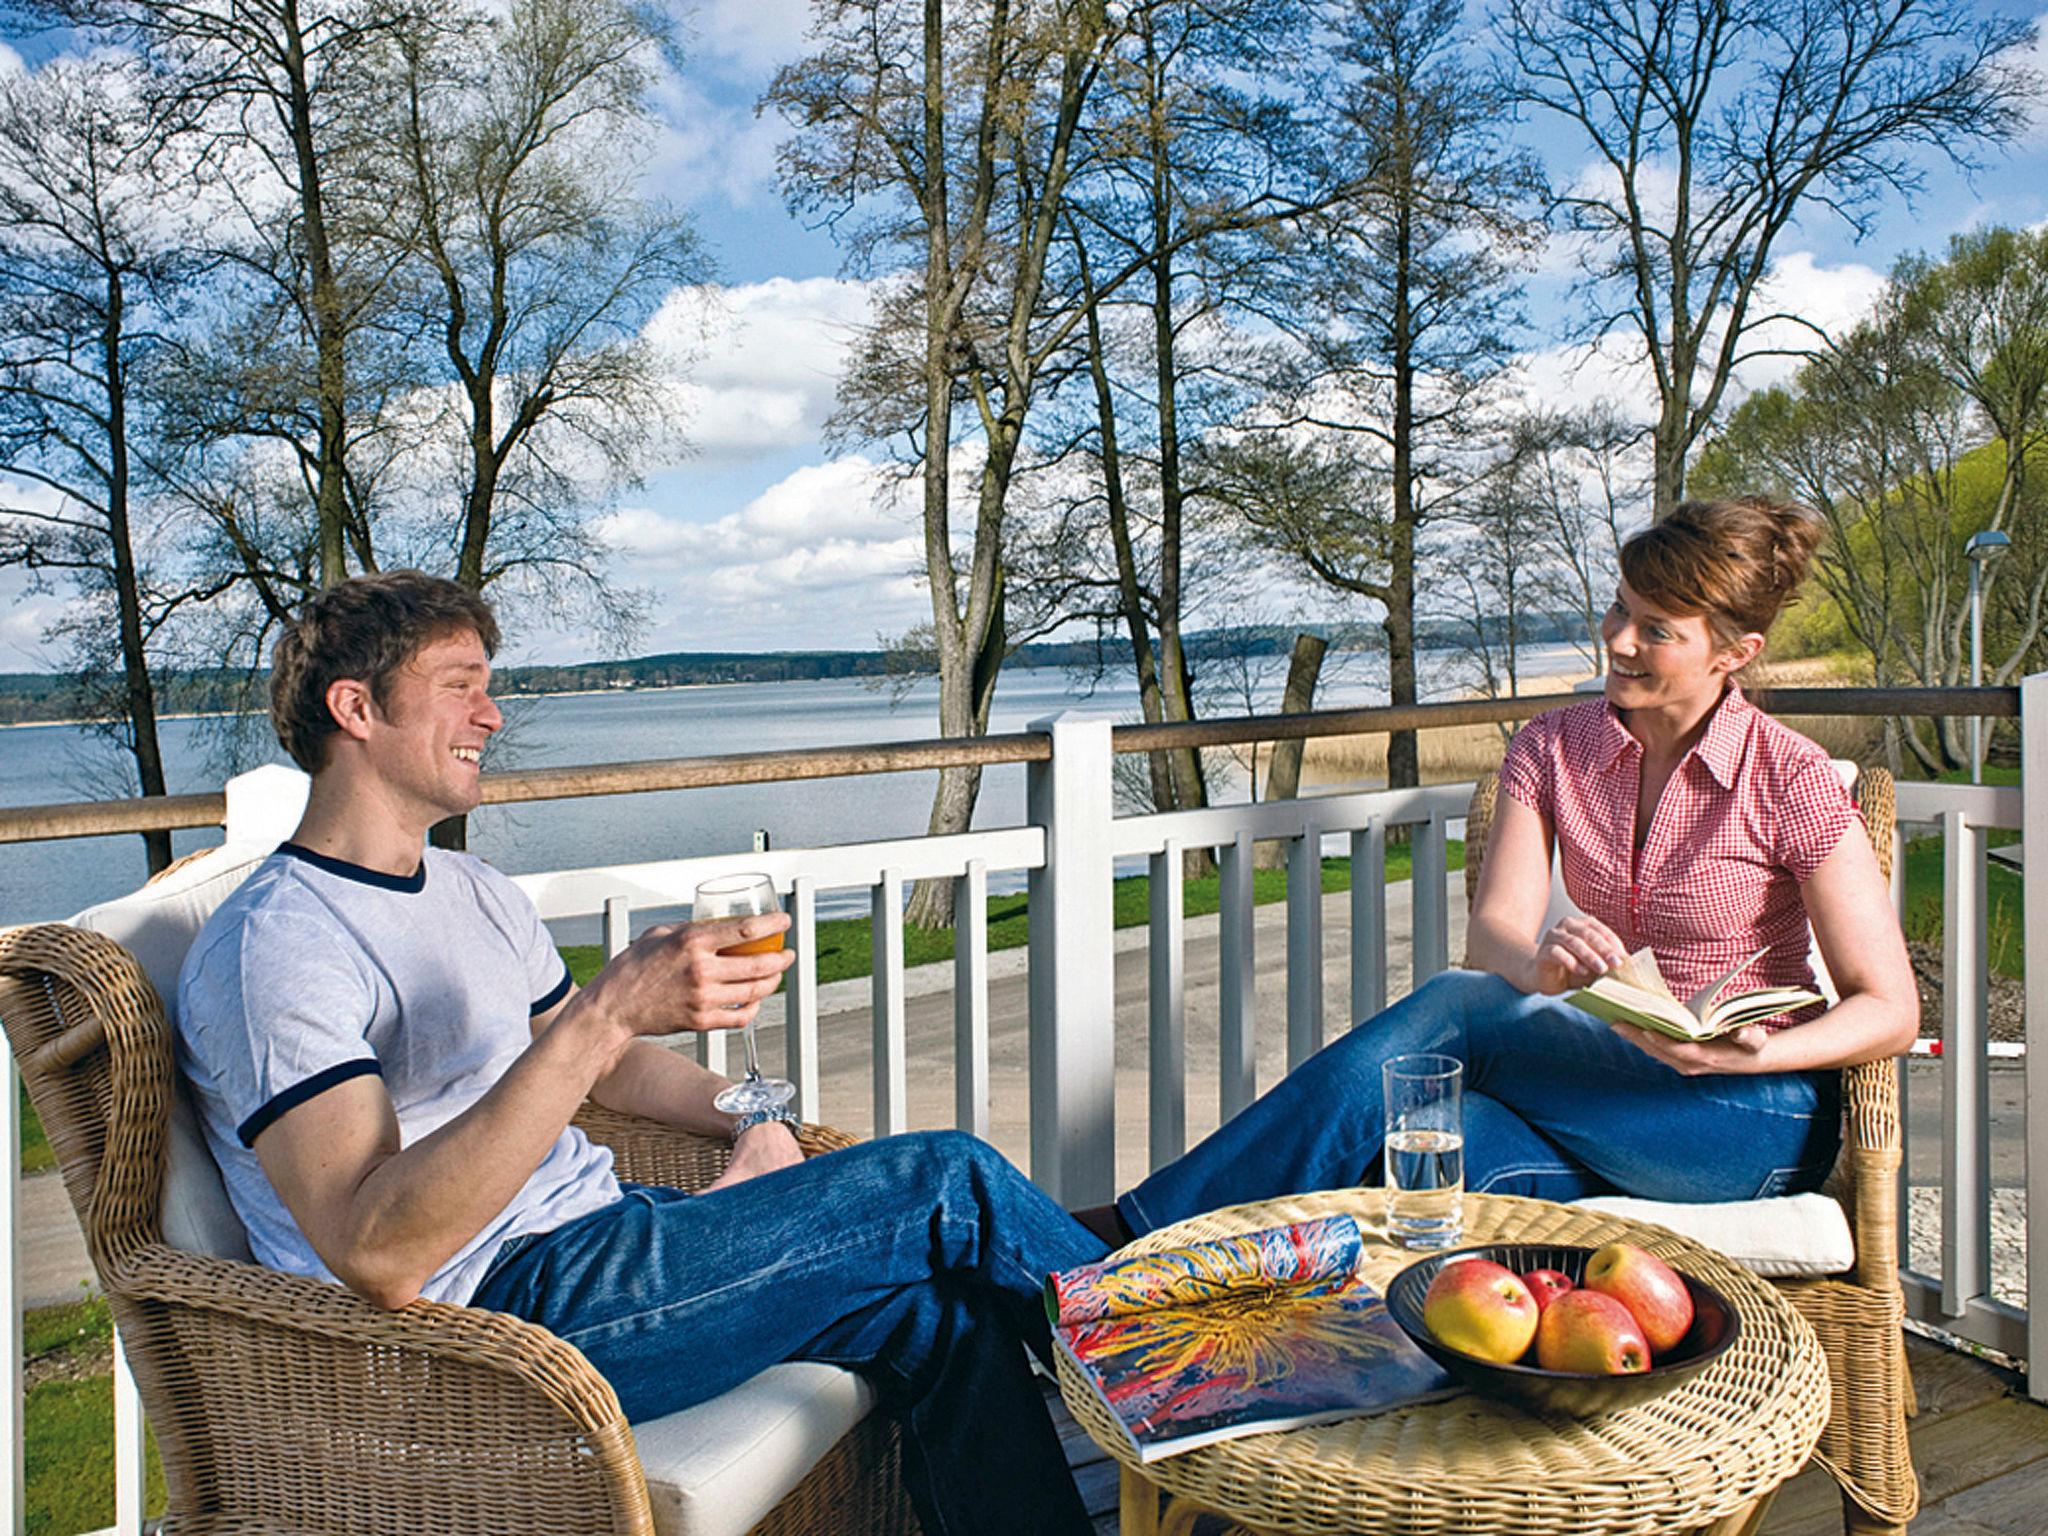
[630,1361,878,1536]
[1573,1191,1855,1277]
[70,839,277,1262]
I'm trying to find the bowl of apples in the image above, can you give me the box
[1384,1242,1740,1415]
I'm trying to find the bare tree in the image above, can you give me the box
[1229,0,1543,790]
[0,54,218,871]
[40,0,439,587]
[771,0,1122,925]
[382,0,692,615]
[1501,0,2041,518]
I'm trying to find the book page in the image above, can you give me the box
[1683,946,1771,1019]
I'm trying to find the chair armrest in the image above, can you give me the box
[1837,1056,1904,1291]
[112,1242,656,1534]
[572,1102,855,1193]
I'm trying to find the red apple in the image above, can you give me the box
[1535,1289,1651,1374]
[1520,1268,1575,1314]
[1422,1259,1540,1364]
[1583,1242,1695,1354]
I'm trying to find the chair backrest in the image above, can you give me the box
[67,840,278,1261]
[0,840,275,1281]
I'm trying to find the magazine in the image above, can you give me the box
[1570,945,1824,1041]
[1046,1214,1455,1462]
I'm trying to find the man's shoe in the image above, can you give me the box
[1071,1201,1134,1248]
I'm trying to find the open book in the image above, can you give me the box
[1046,1215,1454,1462]
[1570,946,1823,1040]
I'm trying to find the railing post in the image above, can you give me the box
[1940,808,1990,1317]
[222,763,310,845]
[789,877,821,1123]
[1218,830,1257,1121]
[1025,714,1116,1206]
[954,861,990,1139]
[1412,810,1450,984]
[2022,671,2048,1401]
[1147,839,1186,1170]
[1351,818,1387,1022]
[872,868,907,1136]
[114,1325,145,1534]
[3,1048,21,1536]
[1286,813,1324,1070]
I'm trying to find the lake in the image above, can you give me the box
[0,644,1589,930]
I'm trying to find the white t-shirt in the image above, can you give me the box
[176,843,622,1304]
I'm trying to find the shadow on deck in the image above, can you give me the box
[1055,1330,2046,1533]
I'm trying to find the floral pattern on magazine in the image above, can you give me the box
[1049,1215,1451,1456]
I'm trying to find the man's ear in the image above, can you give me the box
[324,677,376,743]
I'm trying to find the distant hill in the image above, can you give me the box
[0,614,1591,727]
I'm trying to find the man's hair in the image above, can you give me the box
[270,571,501,773]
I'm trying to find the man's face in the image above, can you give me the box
[358,628,502,824]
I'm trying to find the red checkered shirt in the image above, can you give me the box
[1498,687,1860,1031]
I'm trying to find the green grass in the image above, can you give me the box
[1898,764,2025,979]
[22,1298,166,1536]
[20,1083,54,1175]
[562,845,1464,988]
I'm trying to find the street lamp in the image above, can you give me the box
[1964,529,2011,783]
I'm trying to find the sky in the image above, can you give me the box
[2,0,2046,671]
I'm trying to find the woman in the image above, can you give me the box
[1113,496,1919,1239]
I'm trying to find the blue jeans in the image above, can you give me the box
[471,1130,1106,1536]
[1120,969,1842,1235]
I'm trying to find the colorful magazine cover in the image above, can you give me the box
[1047,1214,1455,1462]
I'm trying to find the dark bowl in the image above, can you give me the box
[1384,1243,1740,1416]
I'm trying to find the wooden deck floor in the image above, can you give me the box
[1055,1331,2048,1534]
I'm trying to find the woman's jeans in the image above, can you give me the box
[1120,969,1842,1237]
[471,1130,1106,1536]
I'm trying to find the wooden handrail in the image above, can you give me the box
[0,685,2021,846]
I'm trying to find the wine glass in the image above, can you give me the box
[694,873,797,1117]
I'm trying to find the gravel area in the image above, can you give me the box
[1908,1187,2027,1309]
[1908,940,2026,1043]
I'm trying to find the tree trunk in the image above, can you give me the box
[1253,633,1327,870]
[281,11,353,586]
[102,274,171,873]
[1386,190,1419,793]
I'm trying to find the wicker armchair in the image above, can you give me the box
[1464,766,1916,1536]
[0,919,919,1536]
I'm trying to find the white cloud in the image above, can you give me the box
[648,276,874,464]
[595,455,932,647]
[2024,13,2048,143]
[683,0,815,73]
[1507,248,1887,416]
[0,41,24,77]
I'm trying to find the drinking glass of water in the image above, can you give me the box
[1383,1053,1463,1250]
[694,873,797,1119]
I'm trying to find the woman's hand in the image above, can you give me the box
[1611,1021,1770,1075]
[1523,914,1631,996]
[703,1121,804,1192]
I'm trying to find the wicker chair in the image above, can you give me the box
[1464,766,1916,1536]
[0,918,920,1536]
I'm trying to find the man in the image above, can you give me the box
[176,571,1104,1536]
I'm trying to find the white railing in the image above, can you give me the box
[3,683,2044,1534]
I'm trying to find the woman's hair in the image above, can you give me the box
[271,570,501,773]
[1618,496,1826,650]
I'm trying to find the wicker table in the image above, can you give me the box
[1057,1191,1831,1536]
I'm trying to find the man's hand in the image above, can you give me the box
[573,911,794,1044]
[1523,914,1630,995]
[703,1121,804,1192]
[1611,1020,1769,1076]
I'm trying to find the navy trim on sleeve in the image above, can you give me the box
[237,1059,383,1147]
[531,963,573,1017]
[278,842,426,893]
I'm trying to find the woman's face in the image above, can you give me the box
[1600,580,1744,713]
